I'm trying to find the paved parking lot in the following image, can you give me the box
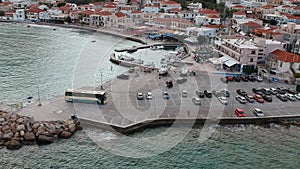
[18,67,300,127]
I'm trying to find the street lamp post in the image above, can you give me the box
[100,73,103,90]
[37,83,42,106]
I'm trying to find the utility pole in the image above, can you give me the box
[101,73,103,90]
[37,83,42,106]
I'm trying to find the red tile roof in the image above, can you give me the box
[242,21,261,27]
[198,8,219,15]
[203,24,226,28]
[95,11,112,16]
[115,12,126,17]
[232,5,245,9]
[132,10,142,14]
[234,11,246,15]
[26,7,44,13]
[260,5,275,9]
[272,49,300,62]
[79,10,94,15]
[207,14,220,19]
[168,8,181,12]
[103,4,116,8]
[160,1,180,5]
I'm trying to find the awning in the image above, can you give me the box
[209,58,222,64]
[218,55,239,67]
[225,59,239,67]
[218,55,230,62]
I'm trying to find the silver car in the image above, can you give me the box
[192,97,201,105]
[218,96,228,105]
[253,108,264,117]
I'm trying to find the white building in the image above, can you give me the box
[159,0,181,13]
[13,9,25,21]
[142,4,159,13]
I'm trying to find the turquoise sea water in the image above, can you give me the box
[0,23,299,168]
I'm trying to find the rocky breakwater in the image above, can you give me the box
[0,110,82,150]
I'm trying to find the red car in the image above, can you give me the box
[254,94,264,103]
[226,76,234,81]
[235,108,246,117]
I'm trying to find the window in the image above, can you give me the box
[280,62,283,67]
[250,58,254,62]
[251,50,256,54]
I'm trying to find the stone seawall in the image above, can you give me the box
[0,110,82,150]
[79,115,300,134]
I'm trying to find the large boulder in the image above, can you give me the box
[3,132,13,141]
[60,131,72,139]
[68,124,76,133]
[5,140,22,150]
[16,124,25,131]
[16,118,24,124]
[37,135,54,144]
[24,132,36,142]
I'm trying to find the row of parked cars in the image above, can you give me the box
[225,75,263,83]
[235,108,265,117]
[235,87,300,104]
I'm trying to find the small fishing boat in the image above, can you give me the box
[150,45,164,50]
[118,53,134,61]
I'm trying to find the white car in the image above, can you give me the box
[192,97,201,105]
[270,88,277,95]
[218,96,228,105]
[253,108,264,117]
[256,76,263,82]
[137,93,144,100]
[236,95,247,104]
[146,92,153,100]
[294,93,300,100]
[286,94,296,101]
[182,90,188,97]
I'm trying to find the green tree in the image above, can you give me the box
[57,2,66,7]
[269,19,278,26]
[294,73,300,78]
[64,16,72,23]
[0,11,4,16]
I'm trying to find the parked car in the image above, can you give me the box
[235,108,246,117]
[221,89,230,97]
[287,88,298,95]
[241,76,249,82]
[256,76,263,82]
[176,77,187,84]
[226,76,234,81]
[192,97,201,105]
[245,95,255,103]
[276,94,288,102]
[262,94,272,102]
[196,90,205,98]
[294,93,300,100]
[204,90,212,98]
[270,88,277,95]
[233,76,241,82]
[163,91,170,100]
[182,90,188,97]
[117,73,129,80]
[137,93,144,100]
[146,92,153,100]
[236,89,247,96]
[253,108,264,117]
[249,75,256,82]
[254,94,264,103]
[166,80,173,88]
[212,90,221,97]
[277,87,288,94]
[236,95,247,104]
[286,94,296,101]
[262,88,272,95]
[218,96,228,105]
[252,88,263,95]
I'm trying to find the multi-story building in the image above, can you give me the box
[215,37,285,67]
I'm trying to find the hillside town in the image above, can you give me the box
[1,0,300,83]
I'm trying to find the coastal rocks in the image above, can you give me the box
[0,110,82,150]
[5,140,22,150]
